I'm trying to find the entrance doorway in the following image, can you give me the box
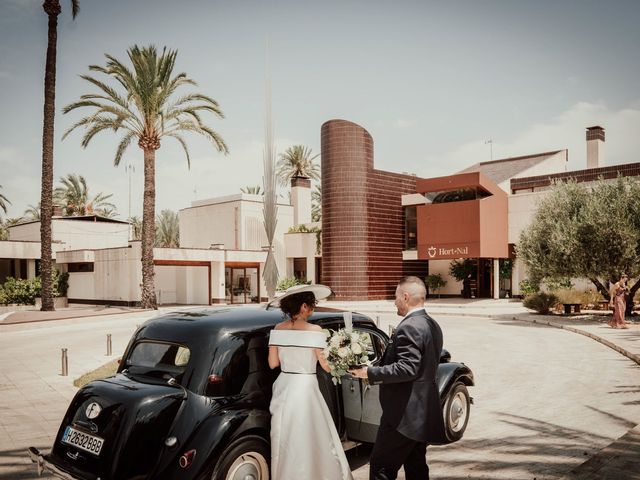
[225,265,260,304]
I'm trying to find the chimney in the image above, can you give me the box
[586,126,605,169]
[290,176,311,225]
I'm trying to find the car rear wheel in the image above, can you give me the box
[443,382,470,442]
[211,435,270,480]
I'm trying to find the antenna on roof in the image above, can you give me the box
[485,139,493,161]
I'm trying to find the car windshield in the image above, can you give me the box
[125,341,190,382]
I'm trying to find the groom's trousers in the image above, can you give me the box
[369,421,428,480]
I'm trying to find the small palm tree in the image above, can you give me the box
[311,184,321,222]
[24,203,42,221]
[63,45,228,308]
[155,210,179,248]
[40,0,80,311]
[128,216,142,240]
[241,185,263,195]
[276,145,320,186]
[53,174,116,216]
[0,185,10,218]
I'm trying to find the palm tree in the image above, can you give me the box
[24,203,42,221]
[63,45,228,309]
[40,0,79,311]
[311,184,321,222]
[155,210,179,248]
[0,185,10,218]
[53,174,116,216]
[1,218,24,241]
[276,145,320,186]
[128,215,142,240]
[241,185,263,195]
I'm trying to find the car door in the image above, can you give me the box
[341,328,387,443]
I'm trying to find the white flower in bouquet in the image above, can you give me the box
[324,328,371,385]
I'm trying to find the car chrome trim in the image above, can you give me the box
[27,447,79,480]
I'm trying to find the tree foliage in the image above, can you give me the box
[54,174,116,216]
[518,177,640,309]
[63,45,228,309]
[276,145,320,186]
[155,209,179,248]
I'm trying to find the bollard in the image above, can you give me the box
[107,334,113,356]
[61,348,68,376]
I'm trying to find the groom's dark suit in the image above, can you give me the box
[366,308,446,480]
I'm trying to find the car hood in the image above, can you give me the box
[49,373,185,479]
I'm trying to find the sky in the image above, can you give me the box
[1,0,639,221]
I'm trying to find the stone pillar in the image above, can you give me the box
[493,258,500,299]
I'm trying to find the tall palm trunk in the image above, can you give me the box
[40,1,61,311]
[140,147,157,309]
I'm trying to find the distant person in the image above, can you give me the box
[608,273,629,329]
[350,276,446,480]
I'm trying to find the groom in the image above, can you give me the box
[350,276,445,480]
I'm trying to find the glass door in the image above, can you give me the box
[225,266,260,304]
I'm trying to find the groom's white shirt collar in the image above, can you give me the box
[403,306,425,320]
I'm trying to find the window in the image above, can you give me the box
[68,262,94,273]
[425,187,491,204]
[404,206,417,250]
[357,329,387,363]
[125,341,190,383]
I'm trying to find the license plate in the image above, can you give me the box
[61,426,104,456]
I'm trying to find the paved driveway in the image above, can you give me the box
[1,310,639,479]
[351,313,640,479]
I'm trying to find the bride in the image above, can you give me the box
[268,287,353,480]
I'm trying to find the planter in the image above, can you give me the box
[34,297,68,309]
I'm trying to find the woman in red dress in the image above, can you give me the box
[608,274,629,329]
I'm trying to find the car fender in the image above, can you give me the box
[151,405,254,479]
[437,362,474,403]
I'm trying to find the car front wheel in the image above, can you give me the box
[443,382,470,442]
[211,435,270,480]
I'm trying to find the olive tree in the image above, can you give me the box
[518,177,640,315]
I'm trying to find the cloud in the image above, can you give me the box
[394,118,413,129]
[419,100,640,177]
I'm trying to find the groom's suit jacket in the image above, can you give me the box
[367,308,446,443]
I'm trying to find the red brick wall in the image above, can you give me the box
[321,119,428,300]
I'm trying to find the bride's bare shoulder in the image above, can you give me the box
[274,321,291,330]
[302,323,322,332]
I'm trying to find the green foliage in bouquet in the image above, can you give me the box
[324,329,370,385]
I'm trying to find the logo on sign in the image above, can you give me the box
[427,246,437,258]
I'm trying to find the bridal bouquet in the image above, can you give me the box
[324,328,370,385]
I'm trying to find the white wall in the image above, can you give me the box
[428,260,462,296]
[508,190,551,244]
[156,265,209,305]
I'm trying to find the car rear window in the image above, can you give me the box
[125,341,190,382]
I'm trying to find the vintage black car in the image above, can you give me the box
[29,307,474,480]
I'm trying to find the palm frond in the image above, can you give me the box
[114,131,136,166]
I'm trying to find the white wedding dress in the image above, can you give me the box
[269,329,353,480]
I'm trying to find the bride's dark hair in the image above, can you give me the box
[280,292,318,321]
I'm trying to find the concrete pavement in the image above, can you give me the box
[1,300,639,479]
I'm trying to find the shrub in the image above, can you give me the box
[519,279,538,296]
[54,270,69,297]
[425,274,447,297]
[277,277,311,291]
[1,276,41,305]
[523,292,559,314]
[0,269,68,305]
